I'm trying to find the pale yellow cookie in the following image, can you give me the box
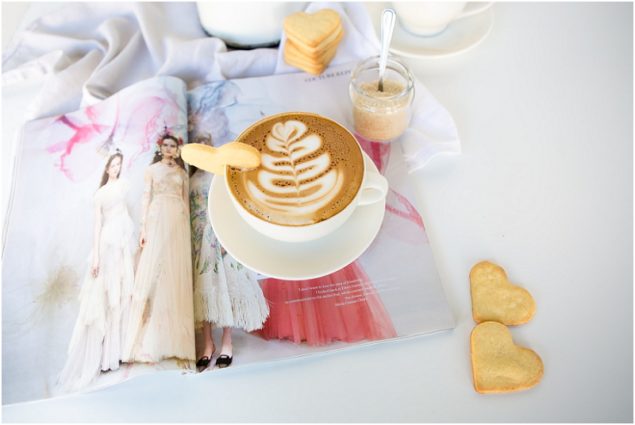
[284,42,338,75]
[283,9,342,49]
[285,34,341,65]
[283,56,327,75]
[470,321,544,394]
[181,142,260,175]
[286,25,344,58]
[470,261,536,325]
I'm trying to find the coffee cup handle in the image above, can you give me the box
[457,2,493,20]
[358,171,389,206]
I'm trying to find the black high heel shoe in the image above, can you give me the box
[196,356,211,370]
[215,354,233,368]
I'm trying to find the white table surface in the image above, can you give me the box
[2,2,633,422]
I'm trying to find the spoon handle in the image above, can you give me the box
[378,8,396,91]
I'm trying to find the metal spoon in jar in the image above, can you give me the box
[378,8,396,92]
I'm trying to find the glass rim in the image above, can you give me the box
[350,55,415,102]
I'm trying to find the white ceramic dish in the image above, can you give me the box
[208,153,386,280]
[367,2,495,59]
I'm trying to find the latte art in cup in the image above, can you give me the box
[227,113,364,226]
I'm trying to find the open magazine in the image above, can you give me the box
[2,63,455,404]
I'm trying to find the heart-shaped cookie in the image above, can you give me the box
[284,42,339,75]
[470,261,536,325]
[471,321,544,394]
[283,9,342,48]
[181,142,260,175]
[286,25,344,58]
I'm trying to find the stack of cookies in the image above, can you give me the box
[283,9,344,75]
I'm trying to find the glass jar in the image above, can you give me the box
[349,55,415,142]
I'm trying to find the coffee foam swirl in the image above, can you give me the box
[246,120,344,216]
[228,113,363,226]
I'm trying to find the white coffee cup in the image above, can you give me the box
[224,113,389,243]
[197,2,307,48]
[392,1,492,36]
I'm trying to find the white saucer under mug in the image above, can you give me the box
[208,153,386,280]
[367,2,494,59]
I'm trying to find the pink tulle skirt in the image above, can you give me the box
[256,262,397,346]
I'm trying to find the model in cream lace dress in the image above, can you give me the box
[190,169,269,367]
[58,176,135,392]
[123,159,195,363]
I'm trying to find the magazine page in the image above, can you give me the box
[2,76,192,404]
[3,64,455,405]
[186,62,455,368]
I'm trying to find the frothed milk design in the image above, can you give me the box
[249,120,344,215]
[228,114,364,226]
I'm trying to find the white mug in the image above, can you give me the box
[392,1,492,36]
[197,2,307,48]
[224,113,389,243]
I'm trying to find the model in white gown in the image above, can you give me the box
[123,136,195,364]
[58,154,135,393]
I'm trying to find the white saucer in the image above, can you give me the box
[208,154,386,281]
[367,2,494,59]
